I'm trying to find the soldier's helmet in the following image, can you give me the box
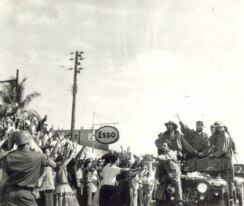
[15,131,32,146]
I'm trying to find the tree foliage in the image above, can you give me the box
[0,77,41,120]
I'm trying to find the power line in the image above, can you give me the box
[0,43,64,83]
[0,61,65,67]
[0,37,67,79]
[0,43,67,86]
[0,43,61,81]
[0,38,68,84]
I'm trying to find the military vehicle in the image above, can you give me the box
[154,157,244,206]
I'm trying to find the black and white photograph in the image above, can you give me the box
[0,0,244,205]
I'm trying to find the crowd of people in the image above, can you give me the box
[0,114,237,206]
[0,115,158,206]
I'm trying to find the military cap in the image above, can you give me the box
[196,121,204,126]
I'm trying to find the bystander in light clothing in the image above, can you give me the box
[100,153,138,206]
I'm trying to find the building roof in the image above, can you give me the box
[63,129,109,151]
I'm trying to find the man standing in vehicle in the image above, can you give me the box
[176,114,209,155]
[209,121,234,202]
[154,140,183,206]
[155,121,197,158]
[3,131,56,206]
[209,122,233,157]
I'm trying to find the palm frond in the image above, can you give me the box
[0,77,41,119]
[19,91,41,109]
[3,79,16,92]
[20,109,41,121]
[1,79,16,104]
[19,77,27,85]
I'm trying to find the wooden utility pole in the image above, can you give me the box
[16,69,19,92]
[70,51,84,140]
[0,69,19,85]
[92,112,95,152]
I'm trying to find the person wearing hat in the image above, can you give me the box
[2,131,56,206]
[155,121,197,157]
[209,121,235,202]
[209,121,233,158]
[176,114,209,155]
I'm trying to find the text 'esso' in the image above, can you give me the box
[95,126,119,144]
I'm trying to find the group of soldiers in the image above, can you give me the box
[154,115,235,206]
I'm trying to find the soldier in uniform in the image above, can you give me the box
[209,122,233,157]
[209,121,234,202]
[176,114,209,154]
[154,140,183,206]
[3,131,56,206]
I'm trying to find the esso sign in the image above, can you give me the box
[95,126,119,144]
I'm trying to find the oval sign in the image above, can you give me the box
[95,126,119,144]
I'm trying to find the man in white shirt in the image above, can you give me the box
[100,153,138,206]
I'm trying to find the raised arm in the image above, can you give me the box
[74,145,87,162]
[181,135,197,154]
[175,113,192,134]
[120,167,139,173]
[50,138,60,159]
[42,154,56,168]
[63,146,75,166]
[7,131,15,151]
[179,121,192,135]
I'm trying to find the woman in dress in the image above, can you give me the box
[38,139,59,206]
[55,140,80,206]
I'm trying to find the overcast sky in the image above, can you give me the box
[0,0,244,160]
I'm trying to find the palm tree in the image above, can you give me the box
[0,77,41,120]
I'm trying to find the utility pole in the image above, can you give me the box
[92,112,95,152]
[0,69,19,86]
[16,69,19,93]
[70,51,84,140]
